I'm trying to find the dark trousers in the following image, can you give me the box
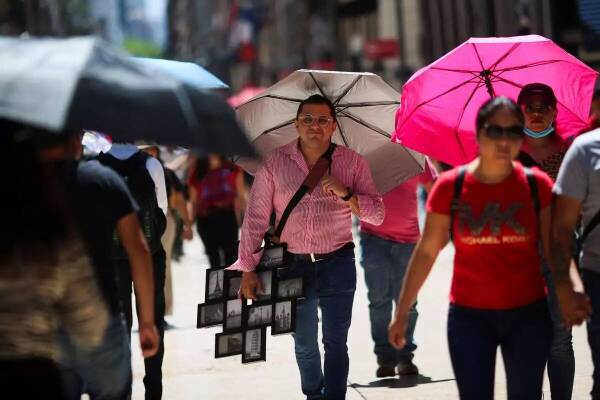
[583,269,600,400]
[117,248,166,400]
[447,300,553,400]
[0,358,65,399]
[196,207,238,267]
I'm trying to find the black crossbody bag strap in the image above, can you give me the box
[267,143,336,245]
[524,167,540,217]
[450,166,467,241]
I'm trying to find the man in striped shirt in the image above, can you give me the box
[231,95,384,400]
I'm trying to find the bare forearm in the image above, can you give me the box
[550,227,574,286]
[129,251,155,326]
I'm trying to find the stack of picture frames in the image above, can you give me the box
[196,245,305,364]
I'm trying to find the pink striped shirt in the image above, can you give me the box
[229,139,384,272]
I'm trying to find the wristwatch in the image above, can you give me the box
[340,188,353,201]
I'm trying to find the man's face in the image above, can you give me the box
[295,103,337,149]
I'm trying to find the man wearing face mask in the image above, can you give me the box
[517,83,577,400]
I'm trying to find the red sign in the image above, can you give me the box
[364,39,400,60]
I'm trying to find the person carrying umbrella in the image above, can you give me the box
[388,97,590,400]
[231,94,384,400]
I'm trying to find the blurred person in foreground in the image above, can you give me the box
[551,127,600,400]
[359,158,437,378]
[0,120,108,399]
[188,154,246,267]
[389,97,590,400]
[232,95,384,400]
[38,131,159,400]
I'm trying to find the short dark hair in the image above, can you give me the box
[476,96,524,132]
[296,94,336,121]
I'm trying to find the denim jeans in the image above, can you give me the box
[447,300,552,400]
[289,248,356,400]
[59,313,132,400]
[583,269,600,400]
[542,261,575,400]
[359,232,417,365]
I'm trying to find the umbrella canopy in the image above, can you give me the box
[234,69,425,193]
[135,57,229,90]
[228,86,266,107]
[393,35,599,166]
[0,36,254,156]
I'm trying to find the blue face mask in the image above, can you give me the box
[524,124,554,139]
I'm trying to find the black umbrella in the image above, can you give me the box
[0,36,254,157]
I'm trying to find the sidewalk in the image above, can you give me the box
[130,234,594,399]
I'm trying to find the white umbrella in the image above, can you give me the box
[233,69,425,193]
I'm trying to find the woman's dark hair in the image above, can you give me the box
[192,155,233,182]
[0,119,71,261]
[296,94,336,121]
[476,96,525,133]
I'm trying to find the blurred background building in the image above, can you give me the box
[1,0,599,92]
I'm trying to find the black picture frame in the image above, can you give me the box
[252,269,273,304]
[271,299,296,335]
[215,331,243,358]
[245,303,273,329]
[205,266,226,302]
[275,268,305,300]
[197,302,224,328]
[242,327,267,363]
[258,244,287,268]
[225,270,243,300]
[223,298,244,332]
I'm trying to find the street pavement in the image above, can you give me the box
[130,232,594,399]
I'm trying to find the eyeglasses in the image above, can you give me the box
[483,124,524,141]
[298,114,334,127]
[523,103,554,114]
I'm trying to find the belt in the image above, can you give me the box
[290,242,355,263]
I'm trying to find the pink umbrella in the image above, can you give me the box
[227,86,266,108]
[393,35,599,166]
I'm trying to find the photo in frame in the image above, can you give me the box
[246,303,273,328]
[225,270,242,300]
[224,299,244,331]
[197,302,224,328]
[275,268,304,300]
[242,327,266,363]
[272,299,296,335]
[215,331,243,358]
[258,244,286,268]
[253,269,273,303]
[205,266,226,301]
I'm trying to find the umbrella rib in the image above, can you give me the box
[254,118,296,139]
[235,94,301,109]
[309,72,328,98]
[489,43,521,72]
[336,121,351,147]
[338,110,393,138]
[492,59,562,73]
[430,66,481,74]
[453,80,485,161]
[333,75,363,106]
[336,101,400,108]
[471,43,486,71]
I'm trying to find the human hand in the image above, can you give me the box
[388,312,409,350]
[322,175,349,198]
[556,284,592,328]
[139,323,160,358]
[182,225,193,240]
[239,271,264,301]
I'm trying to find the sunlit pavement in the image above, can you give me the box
[130,232,594,399]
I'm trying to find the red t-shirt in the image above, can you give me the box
[189,166,240,217]
[426,163,553,309]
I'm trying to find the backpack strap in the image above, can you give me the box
[524,167,540,217]
[581,209,600,244]
[450,166,467,240]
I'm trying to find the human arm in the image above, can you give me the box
[117,213,159,357]
[388,212,450,348]
[234,170,248,225]
[146,157,168,216]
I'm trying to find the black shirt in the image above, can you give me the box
[70,160,138,315]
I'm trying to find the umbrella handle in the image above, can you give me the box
[481,70,496,98]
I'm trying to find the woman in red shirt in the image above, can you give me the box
[389,97,557,399]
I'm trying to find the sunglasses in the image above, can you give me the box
[523,103,554,114]
[483,124,524,140]
[298,114,334,127]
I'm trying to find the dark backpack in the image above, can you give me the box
[97,151,166,258]
[450,165,539,240]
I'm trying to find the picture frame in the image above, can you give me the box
[205,266,226,302]
[225,270,242,300]
[252,269,273,304]
[223,298,244,332]
[215,331,243,358]
[245,303,273,329]
[258,244,287,268]
[197,302,224,328]
[242,327,266,363]
[271,299,296,335]
[275,268,304,300]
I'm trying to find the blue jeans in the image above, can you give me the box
[290,249,356,400]
[59,314,132,400]
[447,300,552,400]
[583,269,600,400]
[542,261,575,400]
[359,232,417,365]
